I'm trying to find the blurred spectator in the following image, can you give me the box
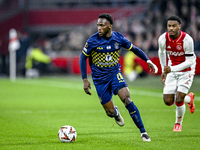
[16,29,31,76]
[51,32,68,52]
[0,40,2,75]
[68,28,85,51]
[25,42,51,78]
[123,51,146,82]
[194,31,200,52]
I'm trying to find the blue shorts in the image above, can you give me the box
[94,71,127,105]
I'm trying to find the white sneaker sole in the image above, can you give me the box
[114,106,124,126]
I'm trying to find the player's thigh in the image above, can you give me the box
[95,82,113,105]
[177,72,194,94]
[163,73,177,94]
[111,72,128,95]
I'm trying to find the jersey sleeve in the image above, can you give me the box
[120,34,132,49]
[170,56,195,72]
[79,52,87,79]
[79,39,94,79]
[120,34,149,61]
[129,44,149,61]
[158,33,167,73]
[183,34,194,55]
[82,40,93,57]
[158,33,166,53]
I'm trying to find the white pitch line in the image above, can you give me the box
[4,108,200,114]
[16,79,200,101]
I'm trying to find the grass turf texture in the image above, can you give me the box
[0,75,200,150]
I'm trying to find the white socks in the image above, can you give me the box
[184,95,191,103]
[175,104,186,125]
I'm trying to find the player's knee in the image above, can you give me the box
[176,98,184,104]
[163,95,175,106]
[124,97,132,105]
[118,88,131,105]
[105,109,115,118]
[164,98,174,106]
[176,94,185,103]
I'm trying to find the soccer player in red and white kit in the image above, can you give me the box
[158,15,196,132]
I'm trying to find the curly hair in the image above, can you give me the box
[167,15,181,24]
[99,13,114,25]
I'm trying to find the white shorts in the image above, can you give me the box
[163,72,194,94]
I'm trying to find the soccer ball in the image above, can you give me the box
[58,125,77,143]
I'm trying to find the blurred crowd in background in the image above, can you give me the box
[0,0,200,77]
[5,0,199,55]
[47,0,200,54]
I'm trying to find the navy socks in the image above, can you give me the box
[126,101,146,133]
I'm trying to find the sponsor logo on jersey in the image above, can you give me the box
[98,59,118,66]
[167,51,184,56]
[167,45,171,49]
[114,42,119,49]
[105,55,112,61]
[97,47,103,50]
[106,46,111,49]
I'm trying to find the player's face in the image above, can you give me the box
[167,20,181,39]
[97,18,112,37]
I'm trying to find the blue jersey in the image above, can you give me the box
[82,31,132,84]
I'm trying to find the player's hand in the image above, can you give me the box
[161,73,166,84]
[83,78,92,95]
[164,66,171,74]
[147,60,158,74]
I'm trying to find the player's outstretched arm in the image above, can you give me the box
[129,45,158,74]
[147,60,158,74]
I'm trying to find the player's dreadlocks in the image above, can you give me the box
[99,13,114,25]
[167,15,181,24]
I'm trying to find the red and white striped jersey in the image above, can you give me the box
[158,31,196,74]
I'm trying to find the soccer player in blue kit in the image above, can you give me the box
[79,13,158,142]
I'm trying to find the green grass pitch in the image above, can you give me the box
[0,75,200,150]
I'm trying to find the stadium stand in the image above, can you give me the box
[0,0,200,76]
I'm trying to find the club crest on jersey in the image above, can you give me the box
[176,45,182,50]
[114,42,119,50]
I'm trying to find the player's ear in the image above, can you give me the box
[178,24,181,30]
[109,24,113,29]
